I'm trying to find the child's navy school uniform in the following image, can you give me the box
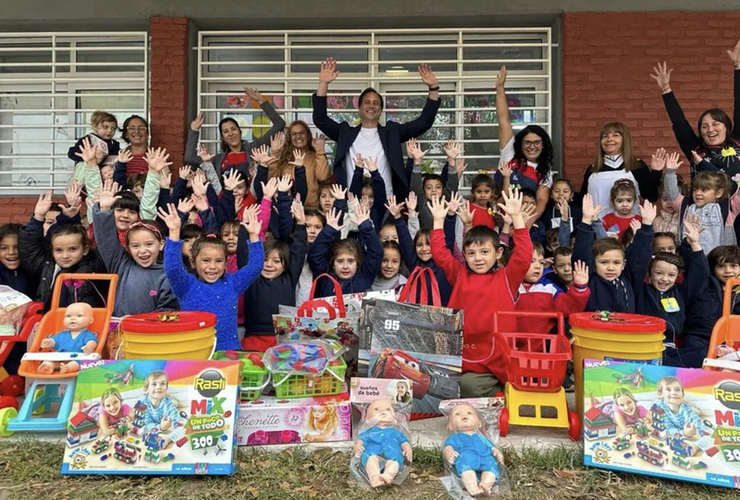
[242,224,309,351]
[306,220,383,297]
[572,221,654,313]
[67,133,120,164]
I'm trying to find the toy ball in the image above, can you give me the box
[0,395,19,411]
[0,375,24,398]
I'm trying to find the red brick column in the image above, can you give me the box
[150,16,190,169]
[562,11,740,189]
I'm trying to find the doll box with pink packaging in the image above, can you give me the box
[584,359,740,489]
[236,386,352,446]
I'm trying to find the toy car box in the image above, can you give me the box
[583,359,740,489]
[61,359,241,475]
[236,385,351,446]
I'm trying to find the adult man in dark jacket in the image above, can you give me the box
[313,57,440,201]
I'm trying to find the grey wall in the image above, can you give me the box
[1,0,740,31]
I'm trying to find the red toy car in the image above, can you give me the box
[371,349,458,399]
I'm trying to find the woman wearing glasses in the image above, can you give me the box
[494,66,555,220]
[116,115,150,178]
[268,120,330,209]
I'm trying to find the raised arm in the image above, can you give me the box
[354,207,383,286]
[244,88,287,149]
[625,203,656,288]
[313,58,342,141]
[184,112,205,167]
[289,203,309,284]
[495,66,513,152]
[651,62,700,161]
[231,210,265,294]
[728,39,740,139]
[397,64,440,141]
[92,180,127,273]
[307,208,342,276]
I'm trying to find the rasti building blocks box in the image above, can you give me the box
[236,385,352,446]
[61,359,241,475]
[583,359,740,489]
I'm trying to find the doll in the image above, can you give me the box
[353,399,413,488]
[38,302,97,374]
[443,403,503,496]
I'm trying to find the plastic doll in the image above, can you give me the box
[443,403,503,496]
[38,302,97,374]
[353,399,413,488]
[304,405,338,442]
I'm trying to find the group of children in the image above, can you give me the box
[3,47,740,397]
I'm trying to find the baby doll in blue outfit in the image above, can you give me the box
[38,302,97,374]
[443,403,503,496]
[353,399,413,488]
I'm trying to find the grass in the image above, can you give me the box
[0,440,739,500]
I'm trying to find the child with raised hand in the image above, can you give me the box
[93,179,177,316]
[467,173,498,230]
[515,244,590,333]
[159,202,264,351]
[663,151,740,253]
[430,188,533,397]
[573,194,655,313]
[67,110,120,166]
[388,195,453,305]
[348,154,387,230]
[241,199,309,352]
[372,241,407,291]
[20,190,106,310]
[636,221,708,346]
[602,178,641,240]
[295,207,327,305]
[306,204,383,297]
[409,139,464,230]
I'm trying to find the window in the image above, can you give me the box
[197,28,552,186]
[0,33,148,194]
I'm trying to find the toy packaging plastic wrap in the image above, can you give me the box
[349,377,414,488]
[0,285,32,336]
[358,298,463,418]
[236,385,352,445]
[438,398,510,499]
[61,359,240,475]
[583,359,740,489]
[264,339,348,399]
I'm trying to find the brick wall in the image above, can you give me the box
[562,11,740,189]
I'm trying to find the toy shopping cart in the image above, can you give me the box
[0,301,44,411]
[0,274,117,437]
[703,278,740,371]
[494,311,580,441]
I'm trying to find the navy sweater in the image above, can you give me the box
[573,221,654,312]
[243,224,308,336]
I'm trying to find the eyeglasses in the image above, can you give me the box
[523,140,543,148]
[126,126,148,132]
[290,131,307,138]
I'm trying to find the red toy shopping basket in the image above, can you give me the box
[493,311,572,392]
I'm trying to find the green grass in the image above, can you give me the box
[0,440,739,500]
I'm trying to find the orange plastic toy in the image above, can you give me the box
[703,278,740,371]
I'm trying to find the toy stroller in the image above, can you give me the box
[0,274,117,437]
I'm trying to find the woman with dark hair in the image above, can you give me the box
[267,120,330,209]
[579,122,662,216]
[184,87,286,194]
[116,115,150,179]
[494,66,554,219]
[650,39,740,180]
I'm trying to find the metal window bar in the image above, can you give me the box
[0,32,149,194]
[197,27,552,184]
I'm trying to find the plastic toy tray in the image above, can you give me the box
[212,351,269,401]
[272,357,347,399]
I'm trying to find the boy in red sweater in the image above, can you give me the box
[429,188,532,398]
[515,242,590,333]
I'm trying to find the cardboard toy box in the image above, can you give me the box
[236,386,352,446]
[583,359,740,489]
[62,359,241,475]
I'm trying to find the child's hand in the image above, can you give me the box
[76,137,99,166]
[179,165,192,182]
[59,197,82,218]
[291,195,305,224]
[683,220,705,247]
[497,187,523,217]
[159,168,172,190]
[222,169,240,191]
[351,202,370,226]
[82,341,97,355]
[197,143,214,162]
[496,65,507,89]
[191,170,209,196]
[640,200,657,226]
[447,191,463,215]
[665,151,683,171]
[325,207,344,231]
[270,131,285,153]
[406,139,427,164]
[250,144,271,166]
[277,174,293,193]
[363,156,378,173]
[405,191,418,213]
[145,147,172,173]
[192,194,209,212]
[289,149,305,168]
[160,415,172,431]
[191,112,204,131]
[330,184,347,201]
[457,199,474,226]
[157,203,182,233]
[242,208,262,237]
[691,150,705,165]
[261,177,279,200]
[177,196,195,215]
[34,190,53,220]
[360,195,371,212]
[65,180,82,207]
[427,195,448,222]
[522,202,538,226]
[650,148,667,171]
[629,218,642,234]
[352,152,364,168]
[444,140,462,164]
[581,194,604,223]
[117,148,133,164]
[40,338,54,349]
[498,160,512,179]
[454,158,467,178]
[384,195,405,220]
[572,261,590,287]
[99,179,122,211]
[557,198,570,221]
